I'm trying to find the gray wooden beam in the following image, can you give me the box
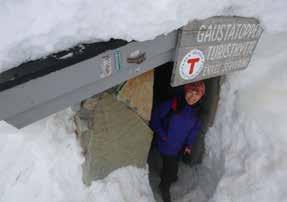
[3,33,176,128]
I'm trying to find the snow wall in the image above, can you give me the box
[202,32,287,202]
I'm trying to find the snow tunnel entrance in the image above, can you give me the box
[73,62,221,195]
[147,62,221,201]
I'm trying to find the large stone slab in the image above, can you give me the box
[80,93,153,185]
[117,70,154,121]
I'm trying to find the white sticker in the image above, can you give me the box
[179,49,205,80]
[100,55,112,78]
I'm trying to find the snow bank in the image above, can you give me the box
[203,32,287,202]
[0,109,154,202]
[0,0,287,73]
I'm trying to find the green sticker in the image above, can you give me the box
[115,50,122,71]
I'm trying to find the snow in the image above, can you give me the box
[205,32,287,202]
[1,1,287,202]
[0,0,287,73]
[0,109,154,202]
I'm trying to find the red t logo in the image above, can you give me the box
[187,58,200,74]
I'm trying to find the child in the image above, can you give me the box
[150,81,205,202]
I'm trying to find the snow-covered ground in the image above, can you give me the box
[0,0,287,73]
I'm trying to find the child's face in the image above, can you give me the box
[185,90,202,105]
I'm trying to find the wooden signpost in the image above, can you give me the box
[171,16,263,86]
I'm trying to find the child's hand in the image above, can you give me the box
[184,146,192,155]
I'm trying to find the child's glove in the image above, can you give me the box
[184,146,192,155]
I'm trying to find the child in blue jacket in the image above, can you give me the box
[150,81,205,202]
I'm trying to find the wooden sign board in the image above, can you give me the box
[171,16,263,86]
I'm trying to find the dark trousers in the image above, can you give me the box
[160,154,179,188]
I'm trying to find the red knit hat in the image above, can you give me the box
[184,81,206,97]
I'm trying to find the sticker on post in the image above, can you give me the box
[179,49,205,80]
[100,55,113,78]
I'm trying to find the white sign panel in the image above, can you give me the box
[171,16,263,86]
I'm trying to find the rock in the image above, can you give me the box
[82,96,100,111]
[117,70,154,121]
[81,93,153,185]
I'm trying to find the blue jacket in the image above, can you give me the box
[150,99,202,156]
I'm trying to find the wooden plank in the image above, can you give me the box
[1,32,177,128]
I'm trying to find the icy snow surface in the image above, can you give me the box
[0,0,287,73]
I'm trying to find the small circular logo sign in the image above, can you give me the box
[179,49,205,80]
